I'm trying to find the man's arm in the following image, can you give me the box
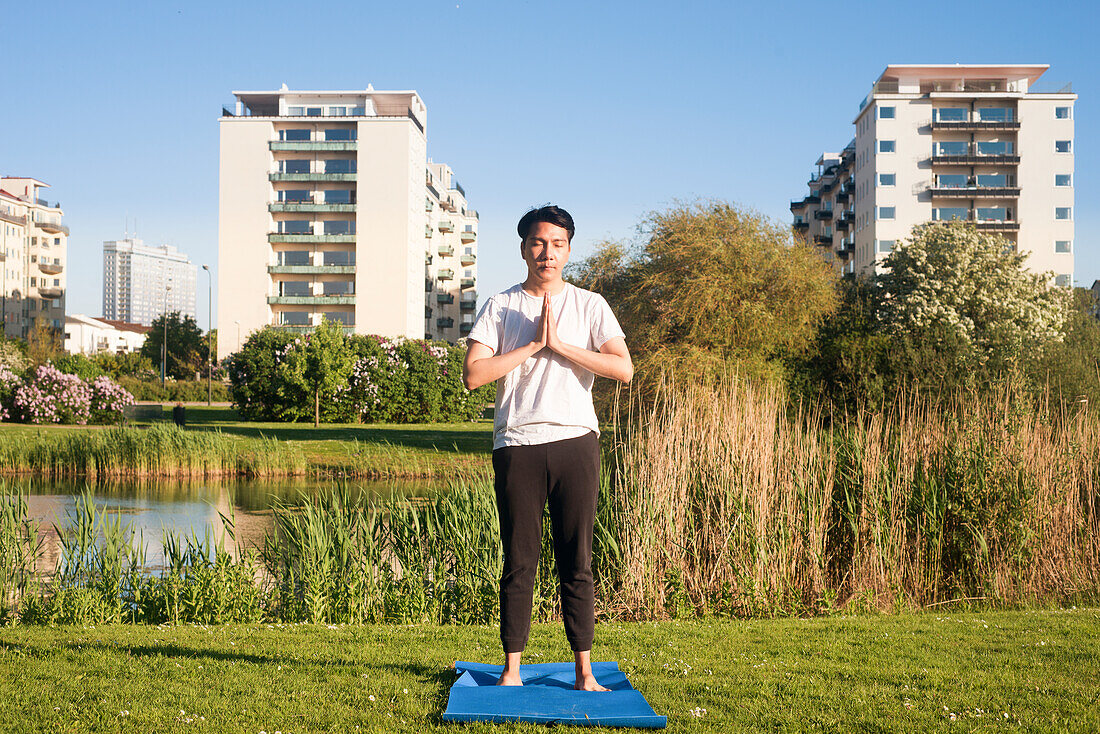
[462,335,546,391]
[542,294,633,383]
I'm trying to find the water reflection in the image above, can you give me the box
[6,476,435,574]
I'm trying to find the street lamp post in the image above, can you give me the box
[202,264,212,406]
[234,320,240,351]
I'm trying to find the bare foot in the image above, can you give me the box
[496,671,523,686]
[574,673,610,692]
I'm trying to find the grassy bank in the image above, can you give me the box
[0,409,494,479]
[2,610,1097,733]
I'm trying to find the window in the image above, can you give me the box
[323,220,355,235]
[278,220,312,234]
[280,160,310,174]
[325,159,356,174]
[280,129,310,141]
[328,106,346,116]
[324,128,355,141]
[935,141,969,156]
[976,141,1012,156]
[878,140,895,153]
[30,277,36,286]
[933,207,969,222]
[279,311,309,325]
[935,107,968,122]
[937,174,968,188]
[1055,207,1072,220]
[878,173,896,186]
[878,240,894,254]
[323,251,355,266]
[1055,240,1072,254]
[324,311,354,325]
[976,174,1008,187]
[279,251,310,266]
[978,107,1013,123]
[305,107,323,117]
[1055,274,1071,287]
[878,106,895,119]
[1055,174,1072,187]
[279,190,311,202]
[976,207,1008,222]
[1055,140,1072,153]
[323,189,354,204]
[1055,106,1071,119]
[280,281,311,297]
[54,238,60,245]
[287,106,304,116]
[322,280,354,295]
[877,207,895,220]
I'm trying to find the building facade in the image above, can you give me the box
[0,177,68,338]
[103,238,198,326]
[64,314,150,355]
[792,65,1075,284]
[216,86,478,360]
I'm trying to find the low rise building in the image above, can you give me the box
[64,314,150,354]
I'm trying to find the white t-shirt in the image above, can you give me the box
[468,282,626,450]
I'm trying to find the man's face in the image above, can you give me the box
[521,221,571,282]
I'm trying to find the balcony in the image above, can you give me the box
[437,293,454,304]
[460,300,476,312]
[928,186,1021,198]
[272,324,355,334]
[438,220,454,233]
[437,269,454,281]
[835,190,850,205]
[793,220,809,231]
[39,261,63,275]
[267,264,355,275]
[269,172,357,182]
[38,286,63,298]
[460,229,476,243]
[269,202,356,213]
[814,209,834,221]
[424,224,433,238]
[931,120,1020,132]
[460,253,476,266]
[460,323,473,335]
[790,199,808,211]
[460,277,475,289]
[267,295,355,305]
[835,217,850,232]
[437,245,454,257]
[813,235,833,247]
[268,232,356,244]
[35,219,68,235]
[931,148,1020,165]
[975,221,1020,231]
[437,317,454,329]
[269,140,358,152]
[0,211,24,226]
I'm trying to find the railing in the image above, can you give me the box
[460,229,476,242]
[267,295,355,305]
[438,220,454,232]
[928,186,1020,198]
[931,120,1021,130]
[269,140,358,152]
[269,202,356,213]
[0,211,25,226]
[460,278,475,289]
[438,245,454,257]
[267,264,356,274]
[450,179,465,197]
[460,254,476,266]
[268,233,356,243]
[269,172,357,182]
[813,235,833,247]
[39,261,64,275]
[437,269,454,280]
[460,323,473,335]
[436,318,454,329]
[814,210,833,221]
[437,294,454,304]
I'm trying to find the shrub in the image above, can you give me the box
[116,376,230,403]
[3,364,133,425]
[54,353,106,381]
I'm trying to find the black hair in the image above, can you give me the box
[517,205,575,242]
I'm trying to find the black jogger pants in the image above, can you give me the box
[492,431,599,654]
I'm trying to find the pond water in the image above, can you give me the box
[5,476,436,573]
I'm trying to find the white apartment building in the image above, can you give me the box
[217,86,478,360]
[792,65,1075,285]
[0,177,68,338]
[103,238,198,326]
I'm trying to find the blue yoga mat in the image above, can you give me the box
[442,660,667,728]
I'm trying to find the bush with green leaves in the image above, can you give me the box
[53,353,106,381]
[227,327,488,423]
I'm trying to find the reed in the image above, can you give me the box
[607,378,1100,617]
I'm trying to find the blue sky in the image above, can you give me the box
[1,0,1095,329]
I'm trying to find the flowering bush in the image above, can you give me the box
[1,363,133,425]
[227,327,491,424]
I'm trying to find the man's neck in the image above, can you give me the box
[521,277,566,297]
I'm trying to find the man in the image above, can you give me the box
[463,205,632,692]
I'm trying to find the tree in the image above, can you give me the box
[141,312,207,380]
[568,200,839,392]
[24,317,62,368]
[876,222,1070,376]
[278,317,355,427]
[226,328,297,421]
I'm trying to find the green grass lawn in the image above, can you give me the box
[0,406,495,479]
[2,609,1097,733]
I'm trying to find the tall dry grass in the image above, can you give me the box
[608,379,1100,617]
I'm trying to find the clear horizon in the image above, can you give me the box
[1,0,1094,332]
